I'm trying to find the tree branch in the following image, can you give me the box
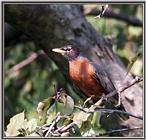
[74,105,143,120]
[85,8,142,27]
[59,122,76,133]
[97,126,142,136]
[45,113,61,137]
[104,76,143,99]
[4,22,31,46]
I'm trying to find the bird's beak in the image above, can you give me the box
[52,48,65,55]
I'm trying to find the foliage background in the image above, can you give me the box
[4,4,143,136]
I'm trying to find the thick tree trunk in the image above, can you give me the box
[5,4,143,137]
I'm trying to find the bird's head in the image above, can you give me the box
[52,45,80,61]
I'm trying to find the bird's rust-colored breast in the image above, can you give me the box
[69,57,105,100]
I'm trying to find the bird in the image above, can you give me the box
[52,44,117,102]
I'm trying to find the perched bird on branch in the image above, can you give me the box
[52,44,117,102]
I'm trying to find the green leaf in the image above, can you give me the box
[27,118,37,133]
[73,110,90,128]
[71,124,81,136]
[57,116,72,128]
[91,112,101,127]
[46,102,57,125]
[128,26,142,37]
[80,120,92,136]
[126,52,141,75]
[5,111,28,136]
[57,117,66,128]
[58,95,74,115]
[37,98,52,123]
[22,80,32,93]
[81,122,105,137]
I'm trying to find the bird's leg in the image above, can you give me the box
[83,95,95,107]
[90,93,106,110]
[93,98,103,107]
[115,91,121,108]
[90,93,106,127]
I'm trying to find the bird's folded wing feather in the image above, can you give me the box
[92,64,116,94]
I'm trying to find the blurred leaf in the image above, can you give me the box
[128,26,142,37]
[130,58,143,76]
[126,52,141,75]
[23,80,32,93]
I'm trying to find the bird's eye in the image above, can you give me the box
[62,45,73,52]
[63,46,72,52]
[67,47,72,52]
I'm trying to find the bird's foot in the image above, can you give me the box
[115,91,121,108]
[83,95,94,107]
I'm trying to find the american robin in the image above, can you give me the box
[52,44,117,102]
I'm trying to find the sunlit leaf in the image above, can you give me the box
[27,118,37,132]
[23,80,32,92]
[73,110,90,128]
[6,112,28,136]
[59,95,74,115]
[128,26,142,37]
[37,98,51,122]
[130,58,143,75]
[126,52,141,75]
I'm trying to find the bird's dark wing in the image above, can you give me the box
[92,63,116,94]
[92,63,129,120]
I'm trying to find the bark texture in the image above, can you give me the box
[5,4,143,137]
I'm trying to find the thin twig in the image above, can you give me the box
[59,122,76,133]
[94,108,143,120]
[45,113,61,137]
[91,77,143,108]
[121,76,143,92]
[44,121,55,137]
[74,105,90,113]
[85,8,142,27]
[97,126,143,136]
[94,4,109,18]
[74,105,143,120]
[103,76,143,99]
[6,50,45,75]
[54,125,66,133]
